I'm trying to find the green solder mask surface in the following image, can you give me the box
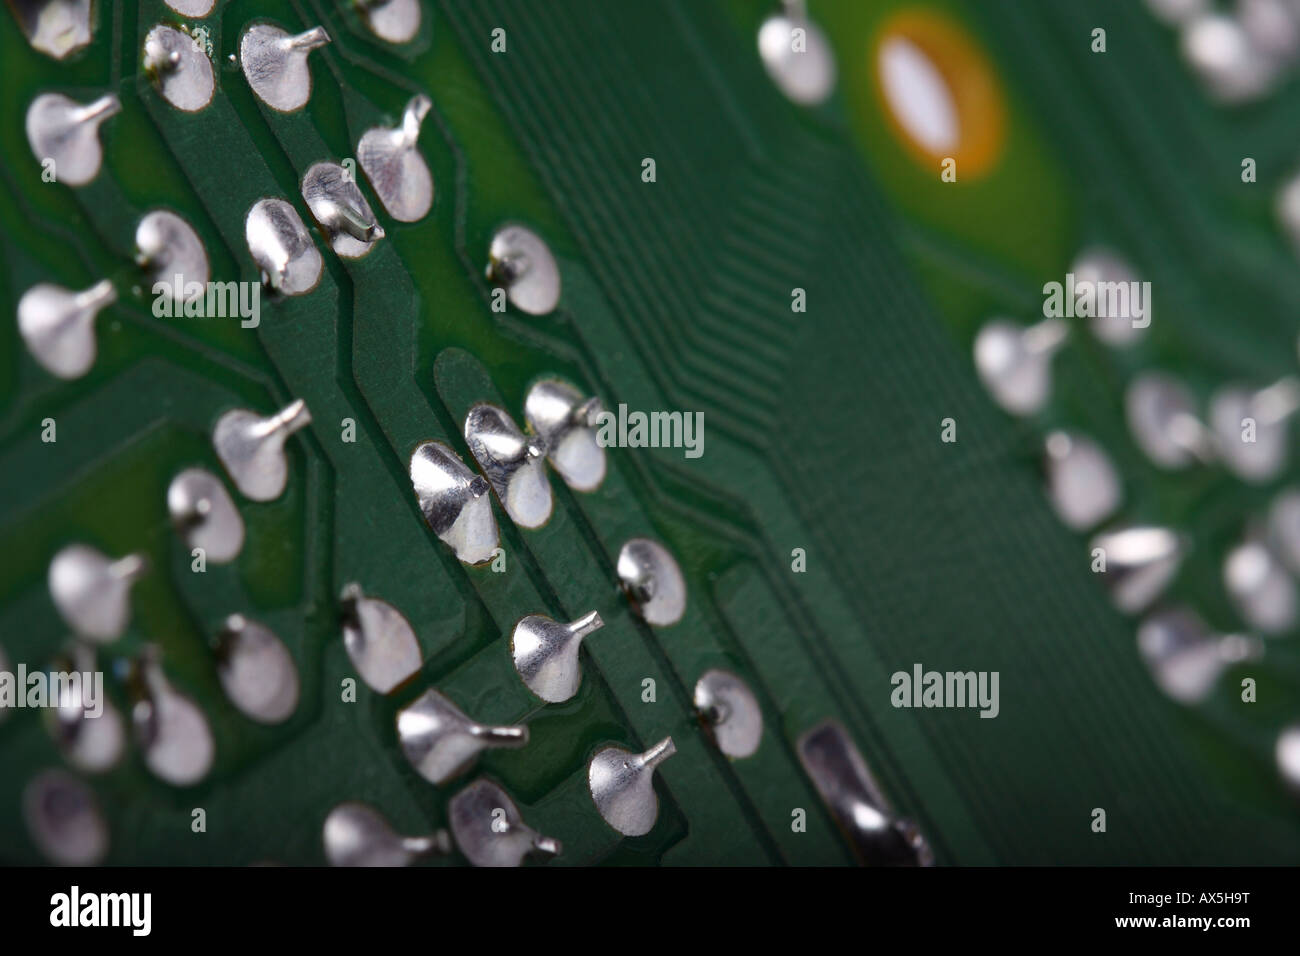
[0,0,1297,865]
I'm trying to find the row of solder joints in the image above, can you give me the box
[973,245,1300,796]
[13,0,927,866]
[10,0,766,866]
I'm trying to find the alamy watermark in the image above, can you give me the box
[50,886,151,936]
[1042,272,1150,329]
[890,663,1000,718]
[152,275,261,328]
[594,404,704,459]
[0,663,103,717]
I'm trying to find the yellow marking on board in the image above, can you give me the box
[872,9,1007,179]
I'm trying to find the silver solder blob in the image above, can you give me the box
[1090,525,1187,615]
[17,279,116,380]
[323,802,451,867]
[1240,0,1300,64]
[213,398,313,502]
[757,7,836,106]
[1277,170,1300,251]
[1223,537,1296,635]
[339,582,423,694]
[52,695,125,774]
[216,615,300,724]
[486,224,561,315]
[1043,431,1121,532]
[245,197,322,295]
[464,404,553,529]
[694,669,763,759]
[143,24,215,112]
[1126,372,1212,469]
[12,0,94,59]
[973,318,1067,416]
[511,611,604,703]
[357,0,421,45]
[1277,724,1300,794]
[1267,488,1300,574]
[797,720,934,865]
[1071,247,1149,347]
[396,689,529,786]
[1209,379,1299,483]
[1181,12,1277,103]
[25,92,120,187]
[524,379,606,491]
[165,0,216,16]
[1137,607,1262,705]
[617,537,687,626]
[136,209,210,302]
[130,648,215,786]
[23,769,108,865]
[588,737,675,837]
[302,161,385,258]
[358,94,433,222]
[449,779,561,867]
[48,643,125,774]
[48,544,146,642]
[240,23,330,112]
[409,440,500,564]
[167,467,245,563]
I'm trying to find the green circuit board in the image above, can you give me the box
[2,0,1299,866]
